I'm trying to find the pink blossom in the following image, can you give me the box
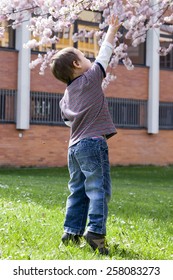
[122,57,134,70]
[158,44,173,56]
[0,0,173,83]
[24,39,38,49]
[102,73,117,90]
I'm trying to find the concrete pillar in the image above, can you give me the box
[15,20,31,129]
[146,0,160,134]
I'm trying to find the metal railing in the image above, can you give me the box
[107,97,147,128]
[1,89,173,130]
[30,93,148,128]
[159,102,173,129]
[0,89,16,123]
[30,91,63,125]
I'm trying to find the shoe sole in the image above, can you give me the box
[84,232,109,255]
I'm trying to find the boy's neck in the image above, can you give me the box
[67,75,82,86]
[73,68,84,79]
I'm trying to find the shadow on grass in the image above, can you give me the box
[110,244,142,260]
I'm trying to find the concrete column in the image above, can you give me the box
[146,0,160,134]
[15,20,31,129]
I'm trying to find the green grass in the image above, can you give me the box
[0,166,173,260]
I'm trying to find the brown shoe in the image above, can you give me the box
[84,231,109,255]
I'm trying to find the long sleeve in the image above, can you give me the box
[95,42,113,71]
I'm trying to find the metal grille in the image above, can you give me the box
[0,89,16,123]
[107,98,148,128]
[1,89,173,130]
[30,92,148,128]
[159,102,173,129]
[30,91,63,125]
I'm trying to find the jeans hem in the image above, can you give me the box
[64,227,84,236]
[87,227,106,235]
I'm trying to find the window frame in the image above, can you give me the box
[160,25,173,70]
[0,21,15,49]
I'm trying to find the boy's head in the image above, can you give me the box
[50,47,92,84]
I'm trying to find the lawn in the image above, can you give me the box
[0,166,173,260]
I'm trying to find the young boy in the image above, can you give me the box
[50,17,120,255]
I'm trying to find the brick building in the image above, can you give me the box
[0,10,173,167]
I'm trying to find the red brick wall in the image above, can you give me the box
[160,69,173,102]
[1,50,173,167]
[0,124,68,167]
[0,50,18,89]
[30,54,149,99]
[109,129,173,166]
[105,65,149,100]
[0,124,173,167]
[2,51,171,102]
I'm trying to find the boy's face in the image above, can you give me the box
[74,49,92,73]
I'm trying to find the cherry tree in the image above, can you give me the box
[0,0,173,80]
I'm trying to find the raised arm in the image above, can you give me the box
[104,16,120,45]
[96,16,121,71]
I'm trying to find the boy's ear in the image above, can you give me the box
[73,60,81,68]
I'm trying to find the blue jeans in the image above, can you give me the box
[64,137,111,235]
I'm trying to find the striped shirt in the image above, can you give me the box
[59,42,117,147]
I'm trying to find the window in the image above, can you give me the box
[55,27,74,50]
[159,102,173,129]
[79,10,102,23]
[127,43,146,65]
[32,27,74,52]
[30,92,63,125]
[31,10,101,58]
[160,25,173,69]
[0,21,15,49]
[77,22,99,58]
[108,98,147,128]
[0,89,16,123]
[77,10,101,57]
[119,26,146,66]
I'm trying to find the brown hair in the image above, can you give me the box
[50,47,79,84]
